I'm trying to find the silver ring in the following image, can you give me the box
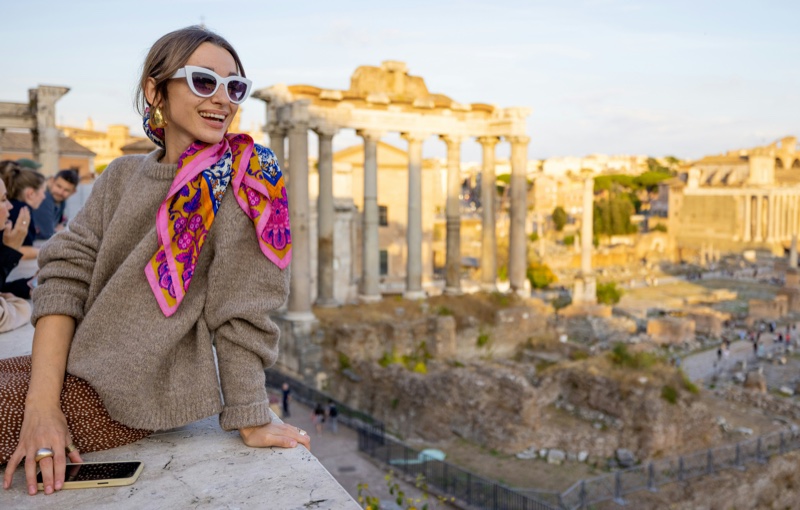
[34,447,54,463]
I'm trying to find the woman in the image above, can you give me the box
[1,26,307,497]
[0,177,33,330]
[0,162,46,261]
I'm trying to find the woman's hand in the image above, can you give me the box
[2,405,83,495]
[3,207,29,251]
[239,421,311,452]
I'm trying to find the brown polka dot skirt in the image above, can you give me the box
[0,356,152,465]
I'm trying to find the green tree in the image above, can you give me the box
[552,206,568,231]
[594,195,637,237]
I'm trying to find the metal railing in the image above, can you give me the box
[357,425,558,510]
[558,428,800,509]
[264,369,557,510]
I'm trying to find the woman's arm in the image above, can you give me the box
[3,316,84,495]
[18,246,39,261]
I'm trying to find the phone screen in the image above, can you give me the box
[37,462,142,483]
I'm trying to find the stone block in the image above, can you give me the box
[749,295,789,320]
[744,371,767,394]
[780,386,795,396]
[646,317,695,345]
[547,449,566,465]
[616,448,636,468]
[578,451,589,463]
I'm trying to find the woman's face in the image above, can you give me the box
[159,43,241,161]
[24,183,46,210]
[0,180,12,228]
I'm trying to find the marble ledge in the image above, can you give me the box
[0,324,359,510]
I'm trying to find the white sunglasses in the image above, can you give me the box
[171,65,252,104]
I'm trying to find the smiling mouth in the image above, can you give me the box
[199,112,227,122]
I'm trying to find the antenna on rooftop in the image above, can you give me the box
[200,16,206,29]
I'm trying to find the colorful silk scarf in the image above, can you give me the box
[142,108,291,316]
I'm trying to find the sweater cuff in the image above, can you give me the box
[219,400,272,431]
[31,292,85,325]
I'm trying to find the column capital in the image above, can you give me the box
[440,134,463,146]
[476,136,500,148]
[314,124,339,138]
[357,129,384,141]
[401,132,428,143]
[506,135,531,145]
[266,123,287,137]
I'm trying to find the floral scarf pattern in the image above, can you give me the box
[142,108,291,316]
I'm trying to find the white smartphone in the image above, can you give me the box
[37,460,144,491]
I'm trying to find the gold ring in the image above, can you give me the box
[299,429,307,436]
[65,443,78,454]
[34,448,55,463]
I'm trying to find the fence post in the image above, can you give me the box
[780,432,786,455]
[466,472,471,506]
[678,457,685,482]
[613,470,626,505]
[579,480,587,509]
[706,449,714,475]
[757,437,766,464]
[647,463,657,492]
[735,443,743,470]
[493,483,498,509]
[442,462,448,494]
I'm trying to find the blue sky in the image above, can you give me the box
[2,0,797,161]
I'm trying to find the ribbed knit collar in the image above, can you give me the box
[143,150,179,180]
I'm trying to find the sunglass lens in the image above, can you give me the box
[191,72,218,96]
[227,80,248,103]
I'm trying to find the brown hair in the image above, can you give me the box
[0,164,45,201]
[134,25,246,116]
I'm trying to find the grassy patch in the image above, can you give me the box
[607,343,661,371]
[477,331,491,348]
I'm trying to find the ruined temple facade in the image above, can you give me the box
[668,136,800,257]
[254,61,531,323]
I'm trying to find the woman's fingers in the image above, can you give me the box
[2,450,22,490]
[24,451,39,495]
[67,448,83,464]
[52,448,67,492]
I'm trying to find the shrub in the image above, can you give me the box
[596,282,623,305]
[436,306,453,316]
[338,352,352,371]
[680,369,699,394]
[661,385,678,404]
[651,224,667,233]
[527,262,557,289]
[477,331,491,348]
[563,235,575,246]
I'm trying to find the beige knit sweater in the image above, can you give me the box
[31,150,289,432]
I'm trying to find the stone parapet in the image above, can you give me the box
[0,324,357,509]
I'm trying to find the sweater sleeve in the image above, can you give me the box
[204,199,290,431]
[30,169,110,325]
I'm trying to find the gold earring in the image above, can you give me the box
[151,107,167,129]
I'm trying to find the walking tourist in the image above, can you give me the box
[326,399,339,434]
[1,26,308,497]
[281,382,292,418]
[312,403,326,435]
[0,162,46,261]
[31,169,78,241]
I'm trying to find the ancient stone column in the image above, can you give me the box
[315,126,337,307]
[285,103,314,321]
[581,176,594,276]
[508,135,530,295]
[767,194,776,242]
[267,127,286,170]
[755,195,763,241]
[30,85,69,176]
[791,234,798,269]
[358,130,383,302]
[402,132,426,299]
[743,193,752,242]
[440,135,463,295]
[477,136,500,292]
